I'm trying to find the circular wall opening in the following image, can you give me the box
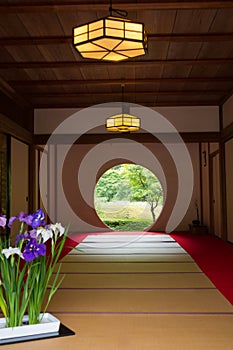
[94,164,164,231]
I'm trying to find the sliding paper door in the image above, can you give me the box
[10,137,29,217]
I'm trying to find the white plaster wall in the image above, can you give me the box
[34,105,219,134]
[154,106,219,132]
[35,105,208,233]
[40,142,200,233]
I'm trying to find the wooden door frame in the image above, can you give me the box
[209,150,220,236]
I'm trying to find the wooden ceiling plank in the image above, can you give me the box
[172,8,217,33]
[1,33,233,46]
[1,2,233,13]
[17,12,65,37]
[0,36,70,46]
[209,8,233,32]
[9,77,233,86]
[150,33,233,41]
[24,90,226,98]
[0,2,231,109]
[1,58,233,69]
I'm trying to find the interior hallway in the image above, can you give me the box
[8,233,233,350]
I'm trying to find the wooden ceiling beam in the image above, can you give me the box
[34,132,221,145]
[1,1,233,13]
[9,77,233,86]
[0,36,70,46]
[1,33,233,46]
[219,87,233,105]
[33,101,218,108]
[149,33,233,42]
[25,90,225,98]
[0,76,31,110]
[1,58,233,69]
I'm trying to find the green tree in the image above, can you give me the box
[95,166,132,202]
[95,164,163,223]
[124,165,163,222]
[95,168,120,202]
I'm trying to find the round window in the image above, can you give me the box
[94,164,164,231]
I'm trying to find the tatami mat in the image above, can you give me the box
[57,261,201,273]
[59,272,214,289]
[48,289,233,313]
[78,241,180,248]
[62,253,193,263]
[12,314,233,350]
[81,234,175,242]
[3,233,233,350]
[70,234,186,255]
[69,247,187,254]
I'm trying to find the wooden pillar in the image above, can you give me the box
[219,105,227,240]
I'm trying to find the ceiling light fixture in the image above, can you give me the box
[73,0,147,61]
[106,85,140,133]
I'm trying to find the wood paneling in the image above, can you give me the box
[2,1,233,12]
[0,1,232,110]
[0,112,33,143]
[34,132,221,145]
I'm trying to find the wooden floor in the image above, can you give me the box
[8,234,233,349]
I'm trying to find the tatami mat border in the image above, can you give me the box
[56,287,216,290]
[54,271,203,275]
[52,311,233,315]
[70,253,188,255]
[61,260,195,264]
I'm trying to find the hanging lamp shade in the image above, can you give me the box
[106,113,140,132]
[106,85,141,133]
[73,16,147,61]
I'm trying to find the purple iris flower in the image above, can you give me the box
[15,230,36,244]
[18,212,33,226]
[29,229,37,239]
[8,215,18,228]
[8,210,45,229]
[31,209,46,229]
[22,238,46,262]
[16,233,27,244]
[8,212,30,228]
[0,214,7,228]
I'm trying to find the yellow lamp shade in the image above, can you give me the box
[106,113,140,132]
[73,16,147,61]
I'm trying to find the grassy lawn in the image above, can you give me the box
[95,200,162,231]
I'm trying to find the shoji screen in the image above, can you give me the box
[10,137,29,217]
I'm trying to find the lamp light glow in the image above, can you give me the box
[106,113,141,132]
[73,14,147,61]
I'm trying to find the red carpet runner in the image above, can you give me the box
[170,232,233,305]
[60,233,88,259]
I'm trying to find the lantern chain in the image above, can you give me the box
[109,0,128,18]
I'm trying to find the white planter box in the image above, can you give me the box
[0,313,60,340]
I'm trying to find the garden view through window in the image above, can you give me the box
[94,164,164,231]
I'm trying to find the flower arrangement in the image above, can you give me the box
[0,209,67,328]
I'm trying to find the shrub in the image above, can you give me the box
[104,219,152,231]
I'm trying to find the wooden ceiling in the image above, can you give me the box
[0,0,233,110]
